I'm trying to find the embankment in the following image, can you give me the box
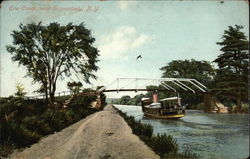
[8,105,159,159]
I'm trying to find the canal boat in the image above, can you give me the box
[141,94,185,119]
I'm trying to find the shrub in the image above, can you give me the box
[149,134,178,156]
[41,109,67,131]
[0,138,15,157]
[241,103,249,113]
[7,122,42,147]
[54,95,70,104]
[21,116,53,135]
[69,96,96,107]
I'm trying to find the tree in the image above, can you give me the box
[14,83,26,98]
[160,59,215,87]
[7,22,99,105]
[129,94,144,105]
[160,59,215,106]
[213,25,249,112]
[67,81,83,94]
[119,95,131,105]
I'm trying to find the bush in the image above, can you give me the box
[22,116,53,135]
[7,122,42,147]
[149,134,178,156]
[69,96,97,107]
[54,95,70,104]
[241,103,249,113]
[0,138,15,157]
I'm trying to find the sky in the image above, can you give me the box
[0,0,249,98]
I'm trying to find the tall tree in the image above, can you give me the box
[7,22,99,105]
[160,59,215,87]
[213,25,249,112]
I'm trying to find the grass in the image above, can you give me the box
[0,93,106,157]
[114,106,198,159]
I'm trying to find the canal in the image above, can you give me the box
[114,105,249,159]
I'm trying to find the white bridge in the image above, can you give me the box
[98,78,208,94]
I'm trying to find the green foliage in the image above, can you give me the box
[150,134,178,156]
[69,95,96,107]
[115,94,144,106]
[14,83,26,98]
[54,95,71,104]
[160,59,215,87]
[189,103,204,110]
[67,81,83,94]
[213,25,249,112]
[0,95,99,157]
[5,121,42,147]
[6,22,99,104]
[228,103,249,113]
[119,95,131,105]
[129,94,144,105]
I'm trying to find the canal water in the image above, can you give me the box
[114,105,249,159]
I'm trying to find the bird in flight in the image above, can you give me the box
[136,55,142,60]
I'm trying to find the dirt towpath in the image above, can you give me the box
[9,105,159,159]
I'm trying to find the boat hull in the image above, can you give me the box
[143,112,185,119]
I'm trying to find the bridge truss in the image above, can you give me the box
[98,78,208,94]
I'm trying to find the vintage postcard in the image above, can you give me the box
[0,0,249,159]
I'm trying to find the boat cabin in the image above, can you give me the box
[141,96,185,119]
[159,97,182,110]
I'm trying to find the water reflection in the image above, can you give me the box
[114,105,249,159]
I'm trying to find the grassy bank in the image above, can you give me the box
[113,106,198,159]
[0,94,106,157]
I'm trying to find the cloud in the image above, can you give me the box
[117,1,130,10]
[98,26,153,59]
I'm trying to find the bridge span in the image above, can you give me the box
[97,78,208,94]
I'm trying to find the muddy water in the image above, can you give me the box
[114,105,249,159]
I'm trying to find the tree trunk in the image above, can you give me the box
[48,82,56,106]
[44,84,49,103]
[45,89,48,102]
[236,95,242,113]
[49,93,54,106]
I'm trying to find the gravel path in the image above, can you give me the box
[9,105,159,159]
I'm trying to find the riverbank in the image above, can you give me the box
[114,105,249,159]
[7,105,159,159]
[113,105,198,159]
